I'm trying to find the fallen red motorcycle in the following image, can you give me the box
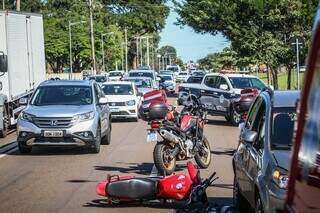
[96,162,218,211]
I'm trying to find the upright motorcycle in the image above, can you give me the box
[96,162,218,212]
[147,96,211,175]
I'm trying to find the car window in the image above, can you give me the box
[109,72,122,77]
[246,97,263,129]
[129,72,154,79]
[31,86,92,106]
[250,78,266,90]
[251,102,266,150]
[204,76,219,88]
[94,84,100,102]
[102,84,133,95]
[187,76,203,84]
[218,77,229,90]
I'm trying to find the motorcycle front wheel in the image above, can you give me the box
[194,137,211,169]
[153,143,177,176]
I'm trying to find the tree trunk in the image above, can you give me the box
[287,66,292,90]
[271,66,278,90]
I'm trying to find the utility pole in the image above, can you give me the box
[16,0,20,11]
[124,28,128,73]
[140,37,143,66]
[146,36,150,66]
[88,0,96,74]
[101,33,107,72]
[291,37,303,89]
[2,0,5,10]
[121,43,124,70]
[136,37,139,68]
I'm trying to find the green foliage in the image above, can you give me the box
[198,48,237,72]
[175,0,318,89]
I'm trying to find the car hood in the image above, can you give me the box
[272,150,291,170]
[24,105,94,118]
[137,87,153,95]
[106,95,136,102]
[179,83,203,90]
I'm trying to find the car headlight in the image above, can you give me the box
[20,112,34,122]
[272,169,288,189]
[72,111,95,122]
[126,100,136,106]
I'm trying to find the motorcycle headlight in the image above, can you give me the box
[126,100,136,106]
[142,102,151,109]
[272,169,288,189]
[20,112,34,122]
[72,111,95,122]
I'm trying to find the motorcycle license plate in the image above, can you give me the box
[147,131,157,143]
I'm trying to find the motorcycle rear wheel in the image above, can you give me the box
[194,137,211,169]
[153,143,177,176]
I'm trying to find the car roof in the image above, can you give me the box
[124,77,151,81]
[102,81,132,85]
[129,70,155,73]
[206,73,258,78]
[40,80,92,87]
[272,90,300,108]
[158,74,172,77]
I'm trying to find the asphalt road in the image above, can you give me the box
[0,97,239,213]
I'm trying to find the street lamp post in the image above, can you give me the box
[88,0,96,74]
[69,20,86,79]
[101,32,114,72]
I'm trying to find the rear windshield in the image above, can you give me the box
[271,107,297,149]
[126,79,152,88]
[167,67,179,72]
[31,86,92,106]
[89,76,107,83]
[129,72,154,79]
[102,84,133,95]
[109,72,122,77]
[160,76,172,81]
[179,72,188,76]
[229,77,266,90]
[187,76,203,84]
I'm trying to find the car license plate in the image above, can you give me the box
[147,131,157,143]
[43,130,63,137]
[110,108,120,112]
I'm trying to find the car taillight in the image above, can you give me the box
[150,120,160,129]
[240,88,259,101]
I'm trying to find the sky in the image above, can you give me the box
[159,7,229,62]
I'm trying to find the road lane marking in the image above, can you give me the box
[0,142,17,154]
[149,165,159,177]
[0,147,18,159]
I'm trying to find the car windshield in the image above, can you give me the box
[102,84,133,95]
[129,72,154,79]
[167,67,179,72]
[127,79,152,88]
[31,86,92,106]
[89,76,107,83]
[109,72,122,77]
[160,71,173,75]
[160,76,172,81]
[193,72,205,76]
[179,72,188,76]
[229,77,266,90]
[187,76,203,84]
[271,107,297,149]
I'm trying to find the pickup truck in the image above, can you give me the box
[177,73,266,125]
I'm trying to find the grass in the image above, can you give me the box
[254,71,305,90]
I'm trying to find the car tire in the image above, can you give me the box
[230,106,241,126]
[233,176,250,212]
[225,115,231,122]
[18,142,32,154]
[101,122,111,145]
[89,125,101,153]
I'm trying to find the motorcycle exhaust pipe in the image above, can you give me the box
[159,129,180,144]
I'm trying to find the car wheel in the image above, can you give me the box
[18,142,32,154]
[230,107,241,126]
[89,125,101,153]
[255,193,264,213]
[233,176,250,212]
[225,115,231,122]
[101,122,111,145]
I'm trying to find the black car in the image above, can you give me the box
[233,90,300,212]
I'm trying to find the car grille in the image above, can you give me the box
[108,102,126,106]
[33,117,73,128]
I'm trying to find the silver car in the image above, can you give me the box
[17,80,111,154]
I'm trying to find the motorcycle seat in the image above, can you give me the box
[108,178,158,200]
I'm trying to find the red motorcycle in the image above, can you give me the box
[96,162,218,211]
[147,96,211,175]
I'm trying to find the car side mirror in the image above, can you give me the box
[242,129,258,144]
[219,84,229,90]
[0,52,8,73]
[98,97,108,105]
[19,97,28,105]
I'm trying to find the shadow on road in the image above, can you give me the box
[8,146,89,156]
[211,148,236,156]
[111,118,139,123]
[94,162,185,175]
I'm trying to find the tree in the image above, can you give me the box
[198,48,237,72]
[175,0,318,89]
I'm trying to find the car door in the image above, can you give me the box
[245,101,266,205]
[215,76,232,113]
[236,97,263,198]
[199,75,219,111]
[94,84,108,134]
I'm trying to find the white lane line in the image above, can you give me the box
[149,165,159,177]
[0,147,18,159]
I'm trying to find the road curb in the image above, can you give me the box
[0,141,17,154]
